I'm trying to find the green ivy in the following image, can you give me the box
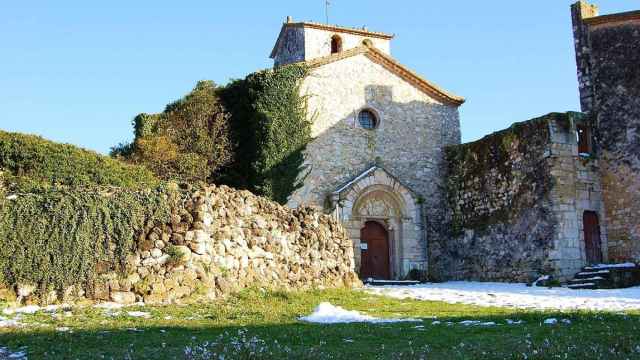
[218,63,310,203]
[0,183,174,297]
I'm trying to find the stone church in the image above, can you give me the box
[269,1,640,282]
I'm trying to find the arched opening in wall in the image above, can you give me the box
[360,221,390,280]
[331,35,343,54]
[583,211,603,264]
[362,39,373,47]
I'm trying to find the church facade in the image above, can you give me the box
[268,1,640,282]
[271,19,464,279]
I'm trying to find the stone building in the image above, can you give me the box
[571,1,640,263]
[267,1,639,281]
[271,19,464,279]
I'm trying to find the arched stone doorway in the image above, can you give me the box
[329,166,426,279]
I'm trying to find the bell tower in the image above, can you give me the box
[269,17,394,67]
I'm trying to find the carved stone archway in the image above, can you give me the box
[329,166,425,279]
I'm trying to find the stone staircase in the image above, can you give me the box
[567,263,640,289]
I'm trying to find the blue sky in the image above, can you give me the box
[1,1,637,154]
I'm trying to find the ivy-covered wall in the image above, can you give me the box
[432,112,600,282]
[218,63,310,204]
[0,184,172,299]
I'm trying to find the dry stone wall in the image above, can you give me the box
[10,184,358,305]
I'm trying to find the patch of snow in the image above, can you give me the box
[127,311,151,318]
[532,275,550,287]
[431,320,441,325]
[544,318,558,325]
[567,283,595,288]
[299,302,422,324]
[0,347,26,359]
[56,327,71,332]
[561,319,572,325]
[5,194,18,200]
[366,281,640,311]
[0,316,21,327]
[3,305,40,315]
[506,319,524,325]
[94,302,124,310]
[458,320,495,326]
[587,263,636,269]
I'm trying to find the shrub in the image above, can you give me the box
[117,81,232,183]
[0,130,158,189]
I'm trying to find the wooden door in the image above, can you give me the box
[360,221,390,279]
[583,211,603,264]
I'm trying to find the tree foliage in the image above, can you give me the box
[114,81,232,183]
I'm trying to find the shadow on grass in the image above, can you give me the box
[1,310,640,359]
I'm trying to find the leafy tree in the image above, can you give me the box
[114,81,232,183]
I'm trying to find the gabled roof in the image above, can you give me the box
[270,21,393,59]
[584,9,640,26]
[304,44,466,107]
[332,165,417,197]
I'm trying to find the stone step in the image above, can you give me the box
[568,263,640,290]
[574,270,610,279]
[583,263,637,272]
[365,279,421,286]
[570,276,605,282]
[567,282,598,290]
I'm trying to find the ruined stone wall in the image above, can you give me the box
[434,112,603,282]
[9,185,358,305]
[588,20,640,261]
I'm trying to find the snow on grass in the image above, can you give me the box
[0,316,22,328]
[366,281,640,311]
[2,305,40,315]
[127,311,151,318]
[0,347,27,359]
[299,302,422,324]
[588,263,636,269]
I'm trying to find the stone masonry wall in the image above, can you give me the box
[588,19,640,261]
[9,185,358,305]
[434,112,603,282]
[287,53,460,277]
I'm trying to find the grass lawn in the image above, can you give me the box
[1,288,640,359]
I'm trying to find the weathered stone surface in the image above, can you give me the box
[435,112,605,282]
[572,3,640,263]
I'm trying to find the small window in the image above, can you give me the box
[331,35,343,54]
[362,39,373,47]
[358,109,378,130]
[577,124,591,155]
